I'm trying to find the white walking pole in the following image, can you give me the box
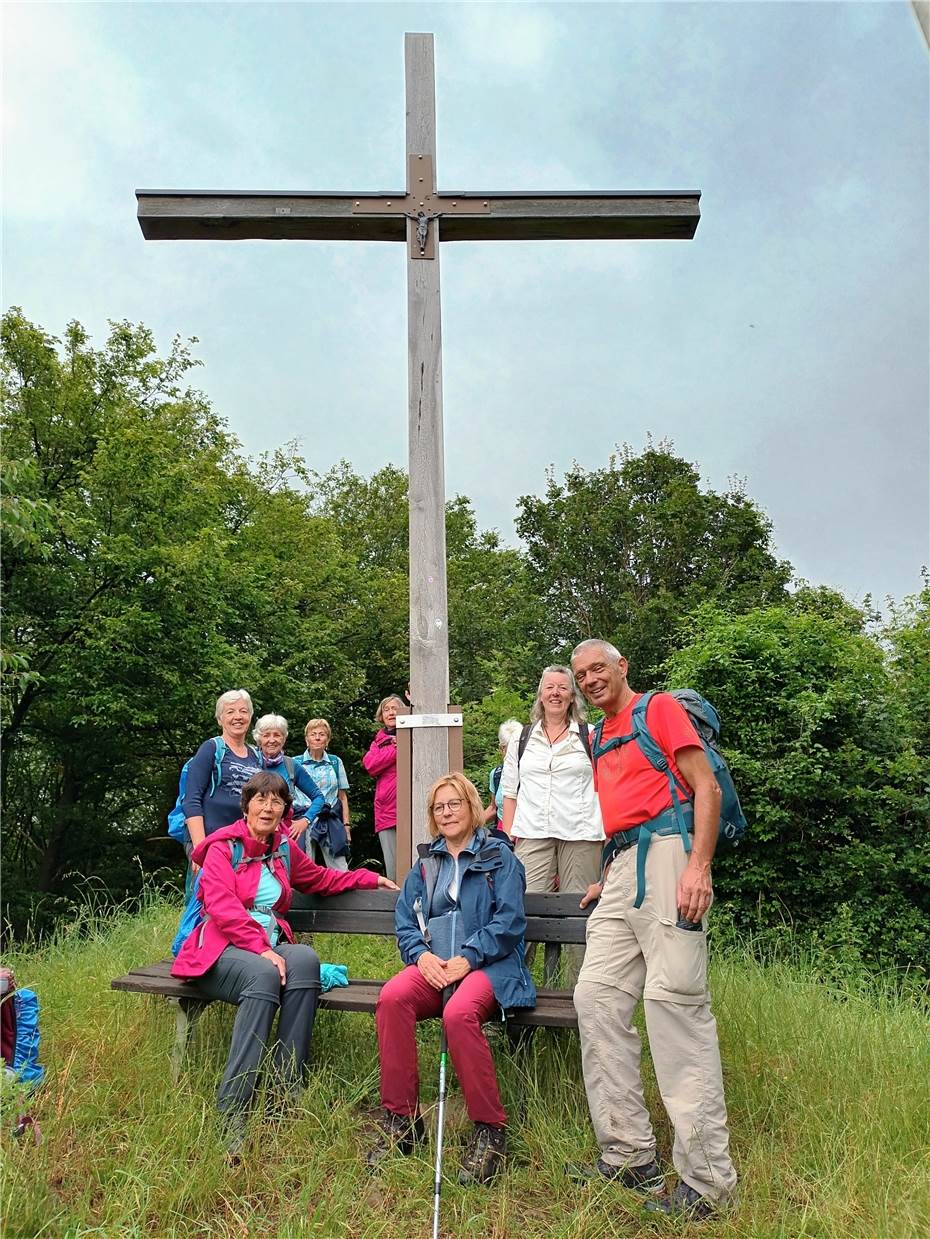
[431,987,453,1239]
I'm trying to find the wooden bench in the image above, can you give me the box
[112,889,593,1079]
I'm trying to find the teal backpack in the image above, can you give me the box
[171,838,292,957]
[166,739,259,843]
[592,690,747,908]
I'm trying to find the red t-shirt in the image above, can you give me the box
[595,693,703,836]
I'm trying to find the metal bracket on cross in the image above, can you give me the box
[352,156,490,258]
[395,704,465,880]
[396,712,463,730]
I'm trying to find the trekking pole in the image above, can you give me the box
[431,986,454,1239]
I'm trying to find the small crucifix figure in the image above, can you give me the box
[136,33,700,875]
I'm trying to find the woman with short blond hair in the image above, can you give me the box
[368,772,535,1185]
[296,717,352,870]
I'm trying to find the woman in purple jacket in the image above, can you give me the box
[362,695,404,882]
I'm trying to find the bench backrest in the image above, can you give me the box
[288,889,592,945]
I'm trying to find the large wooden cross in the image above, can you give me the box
[136,33,700,871]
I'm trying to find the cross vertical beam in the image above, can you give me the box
[405,34,449,849]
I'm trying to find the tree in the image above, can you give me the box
[663,597,930,971]
[516,442,791,679]
[0,312,357,932]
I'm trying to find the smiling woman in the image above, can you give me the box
[500,666,604,984]
[171,770,398,1158]
[180,690,263,869]
[367,772,536,1185]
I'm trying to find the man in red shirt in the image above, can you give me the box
[568,638,737,1220]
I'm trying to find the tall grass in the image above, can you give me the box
[2,895,928,1238]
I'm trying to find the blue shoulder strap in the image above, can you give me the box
[209,737,226,797]
[327,753,340,777]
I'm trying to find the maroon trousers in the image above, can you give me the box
[375,965,507,1127]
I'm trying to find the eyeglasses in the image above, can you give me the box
[252,793,285,808]
[430,798,466,817]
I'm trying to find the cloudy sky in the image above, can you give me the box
[4,1,928,609]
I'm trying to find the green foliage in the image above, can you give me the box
[0,313,368,930]
[663,597,930,972]
[2,310,925,975]
[516,441,791,678]
[3,901,928,1237]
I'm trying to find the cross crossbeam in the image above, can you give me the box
[137,188,700,243]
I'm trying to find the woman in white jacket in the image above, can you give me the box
[501,665,604,984]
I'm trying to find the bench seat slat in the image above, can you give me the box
[111,970,578,1027]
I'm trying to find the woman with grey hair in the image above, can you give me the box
[181,690,263,870]
[362,694,405,881]
[500,667,604,984]
[252,714,326,853]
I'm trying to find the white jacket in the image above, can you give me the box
[501,721,604,842]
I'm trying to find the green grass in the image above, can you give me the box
[2,898,928,1238]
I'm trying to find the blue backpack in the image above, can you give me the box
[1,970,44,1090]
[167,739,259,844]
[592,690,747,908]
[171,837,293,957]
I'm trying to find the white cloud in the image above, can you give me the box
[449,4,561,73]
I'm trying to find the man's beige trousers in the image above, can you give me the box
[574,834,737,1201]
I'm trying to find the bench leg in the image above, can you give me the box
[543,942,561,988]
[170,997,206,1083]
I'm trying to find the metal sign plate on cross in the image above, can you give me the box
[135,33,700,867]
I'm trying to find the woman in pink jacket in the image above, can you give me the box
[173,770,398,1155]
[362,695,404,882]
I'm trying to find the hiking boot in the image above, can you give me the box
[644,1179,716,1221]
[365,1109,424,1168]
[458,1122,507,1185]
[566,1157,665,1194]
[221,1111,248,1165]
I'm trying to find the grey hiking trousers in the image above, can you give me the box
[197,943,321,1117]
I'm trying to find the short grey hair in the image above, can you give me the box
[497,718,523,749]
[215,689,254,724]
[253,713,289,742]
[571,638,623,666]
[530,665,587,725]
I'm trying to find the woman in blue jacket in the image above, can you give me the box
[367,772,535,1185]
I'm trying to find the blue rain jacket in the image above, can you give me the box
[395,828,536,1012]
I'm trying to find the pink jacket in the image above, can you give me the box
[171,820,380,979]
[362,729,398,833]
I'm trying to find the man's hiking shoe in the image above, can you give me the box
[458,1122,507,1185]
[644,1180,716,1221]
[566,1157,665,1194]
[365,1109,424,1168]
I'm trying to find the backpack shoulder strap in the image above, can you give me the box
[208,737,226,797]
[282,755,296,783]
[228,836,291,874]
[416,845,443,917]
[517,723,533,765]
[631,692,692,800]
[578,720,592,762]
[328,753,341,776]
